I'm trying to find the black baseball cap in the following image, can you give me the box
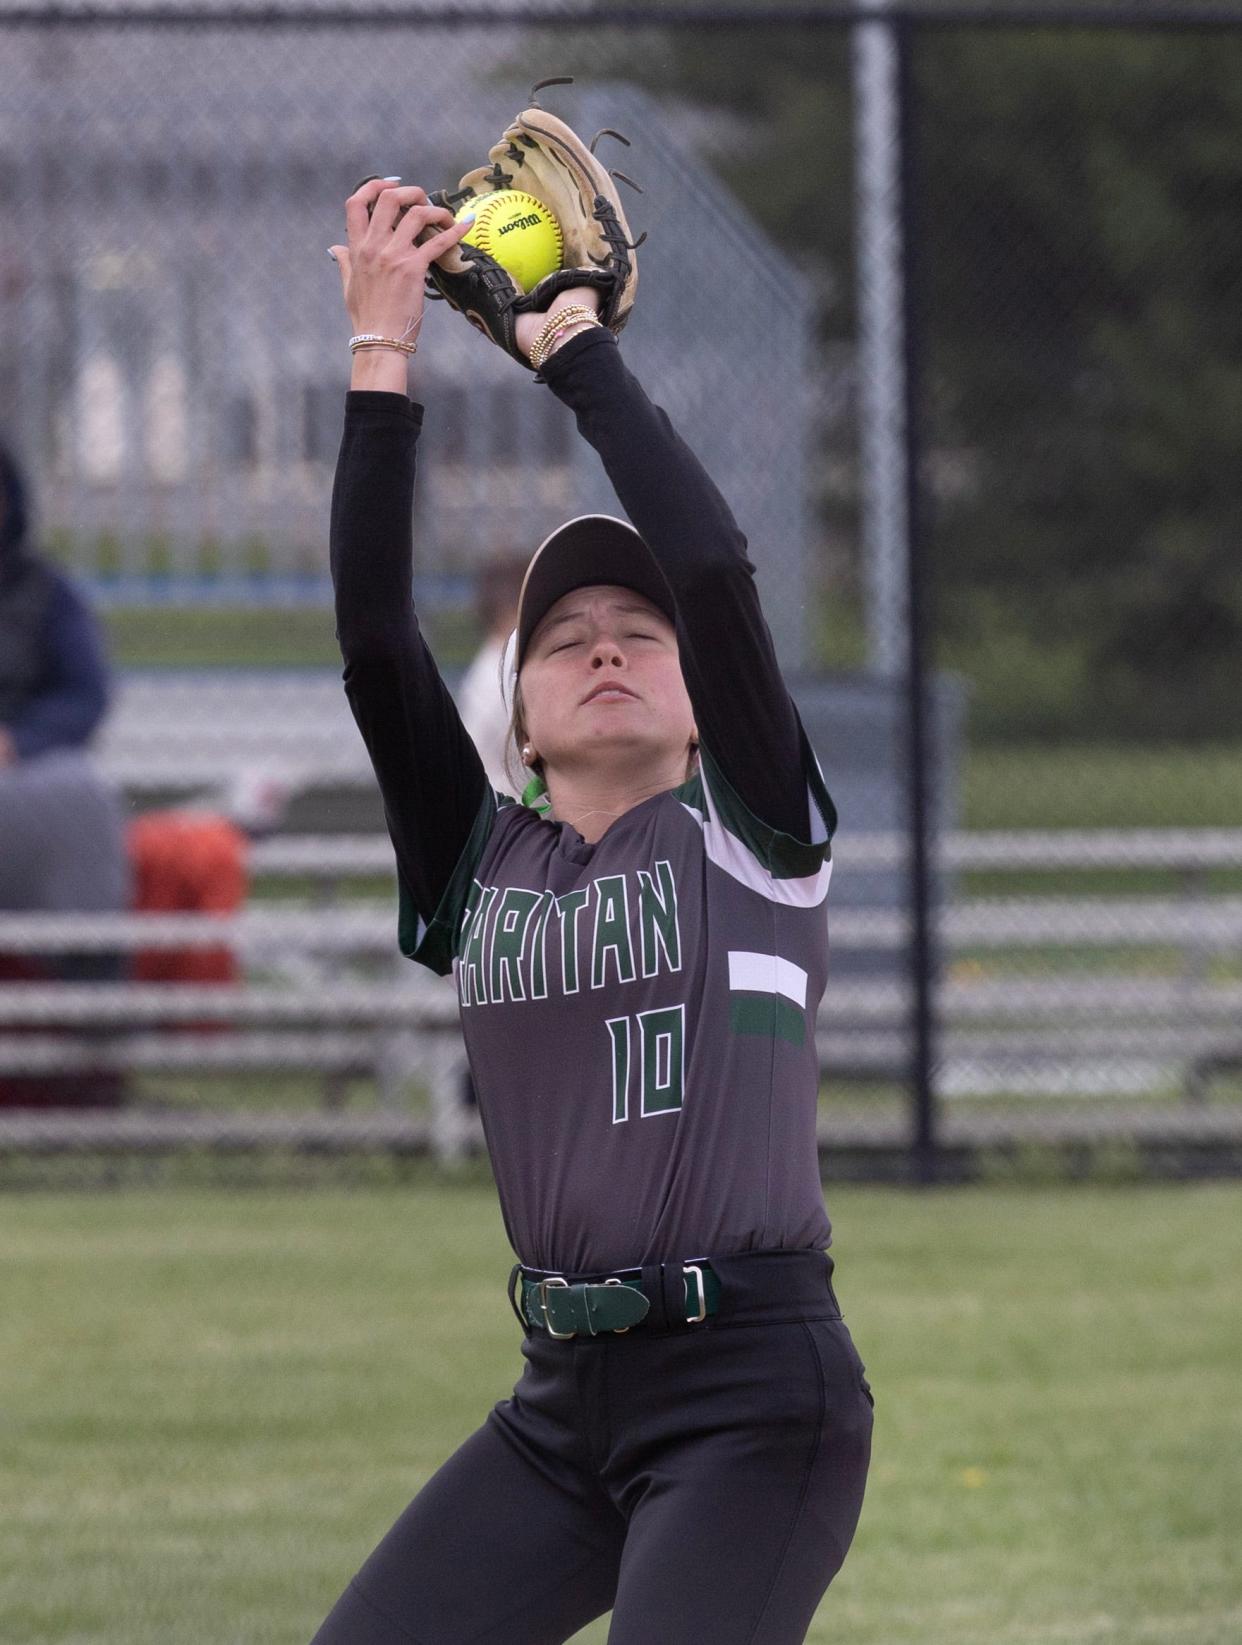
[515,514,675,668]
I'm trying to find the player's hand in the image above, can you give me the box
[330,180,474,348]
[514,286,602,363]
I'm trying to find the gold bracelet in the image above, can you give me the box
[531,305,597,341]
[531,325,592,372]
[530,307,601,371]
[530,308,599,369]
[349,333,417,357]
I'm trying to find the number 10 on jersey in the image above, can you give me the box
[606,1004,686,1123]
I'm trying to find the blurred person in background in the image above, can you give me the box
[0,437,128,1105]
[457,551,527,798]
[0,435,124,918]
[0,439,111,767]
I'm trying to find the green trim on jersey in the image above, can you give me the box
[693,728,836,880]
[729,993,806,1047]
[399,787,507,975]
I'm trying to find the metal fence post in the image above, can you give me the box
[854,3,939,1181]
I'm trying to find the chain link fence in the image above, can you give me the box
[0,24,813,656]
[908,7,1242,1174]
[2,1,1241,1182]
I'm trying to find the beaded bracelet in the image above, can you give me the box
[529,308,601,372]
[530,308,599,370]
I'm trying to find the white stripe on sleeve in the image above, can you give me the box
[727,950,809,1007]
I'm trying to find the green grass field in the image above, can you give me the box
[100,606,472,671]
[2,1183,1240,1645]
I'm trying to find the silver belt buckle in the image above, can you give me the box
[683,1263,707,1324]
[538,1276,575,1339]
[603,1275,632,1334]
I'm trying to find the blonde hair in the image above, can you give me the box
[504,677,538,795]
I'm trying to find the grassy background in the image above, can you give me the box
[2,1182,1239,1645]
[102,607,343,669]
[100,606,468,671]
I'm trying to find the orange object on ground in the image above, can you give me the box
[128,812,249,983]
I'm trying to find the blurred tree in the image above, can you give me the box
[558,16,1242,739]
[918,31,1242,739]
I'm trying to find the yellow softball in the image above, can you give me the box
[456,190,563,293]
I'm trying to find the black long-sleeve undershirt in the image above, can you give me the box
[330,327,812,930]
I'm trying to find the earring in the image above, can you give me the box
[521,744,536,766]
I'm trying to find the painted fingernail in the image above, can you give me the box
[383,175,402,182]
[326,248,338,262]
[460,213,476,225]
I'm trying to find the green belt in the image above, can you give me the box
[517,1263,721,1339]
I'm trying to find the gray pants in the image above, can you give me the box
[0,751,130,916]
[0,754,130,1102]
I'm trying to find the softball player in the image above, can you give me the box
[313,179,872,1645]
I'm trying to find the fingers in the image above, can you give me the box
[420,215,475,269]
[328,244,351,298]
[367,184,426,236]
[344,177,394,247]
[345,186,458,283]
[363,196,464,268]
[344,178,430,249]
[395,199,454,247]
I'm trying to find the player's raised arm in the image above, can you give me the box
[328,179,490,930]
[534,316,816,845]
[395,104,821,847]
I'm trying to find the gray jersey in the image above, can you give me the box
[404,742,836,1273]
